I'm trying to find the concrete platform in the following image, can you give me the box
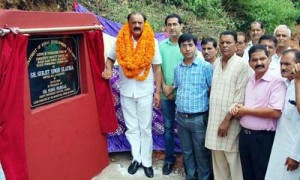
[93,151,185,180]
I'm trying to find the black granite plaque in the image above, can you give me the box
[27,35,80,108]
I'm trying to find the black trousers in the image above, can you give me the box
[239,128,275,180]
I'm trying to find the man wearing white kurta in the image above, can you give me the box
[102,12,162,178]
[266,49,300,180]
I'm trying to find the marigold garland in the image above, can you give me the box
[116,21,155,81]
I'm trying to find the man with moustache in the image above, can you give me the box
[265,49,300,180]
[159,13,184,175]
[102,12,162,178]
[259,34,281,76]
[237,32,248,58]
[174,33,213,180]
[201,37,218,66]
[205,30,250,180]
[273,25,291,62]
[231,45,286,180]
[243,21,265,61]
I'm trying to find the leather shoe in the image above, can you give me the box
[128,161,140,175]
[143,166,154,178]
[162,163,174,175]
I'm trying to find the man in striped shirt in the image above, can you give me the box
[205,30,250,180]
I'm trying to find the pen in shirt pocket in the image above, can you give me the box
[288,99,296,106]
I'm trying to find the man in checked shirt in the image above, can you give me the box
[173,33,213,180]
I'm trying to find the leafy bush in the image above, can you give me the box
[80,0,229,39]
[223,0,300,33]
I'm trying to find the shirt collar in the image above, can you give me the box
[166,38,178,45]
[250,69,275,82]
[180,57,201,66]
[285,78,291,87]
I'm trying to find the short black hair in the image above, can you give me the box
[220,30,237,43]
[164,13,183,25]
[127,12,147,22]
[178,33,197,47]
[201,37,217,48]
[251,21,264,30]
[282,49,299,63]
[248,44,269,60]
[282,49,298,56]
[259,34,278,47]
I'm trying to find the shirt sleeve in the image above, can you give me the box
[174,67,178,88]
[205,63,213,88]
[152,39,162,65]
[267,78,287,111]
[228,62,250,111]
[107,42,117,61]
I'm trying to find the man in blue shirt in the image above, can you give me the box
[174,33,213,180]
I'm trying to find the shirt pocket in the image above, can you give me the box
[282,101,297,121]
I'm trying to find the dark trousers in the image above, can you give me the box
[176,111,213,180]
[239,128,275,180]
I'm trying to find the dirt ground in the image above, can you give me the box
[93,151,185,180]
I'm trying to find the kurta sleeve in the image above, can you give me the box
[228,63,251,111]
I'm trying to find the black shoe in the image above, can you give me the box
[128,161,140,175]
[162,163,174,175]
[143,166,154,178]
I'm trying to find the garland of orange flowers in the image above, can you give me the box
[116,21,155,81]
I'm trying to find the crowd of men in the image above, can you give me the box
[102,12,300,179]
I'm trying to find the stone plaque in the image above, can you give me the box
[27,35,80,108]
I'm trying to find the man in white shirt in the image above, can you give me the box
[266,49,300,180]
[201,37,218,66]
[242,21,265,62]
[259,34,281,76]
[102,12,162,178]
[273,25,291,64]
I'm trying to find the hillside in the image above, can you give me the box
[0,0,228,39]
[0,0,299,45]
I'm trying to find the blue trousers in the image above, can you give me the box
[161,99,176,164]
[176,112,213,180]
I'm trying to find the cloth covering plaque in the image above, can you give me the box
[27,35,80,108]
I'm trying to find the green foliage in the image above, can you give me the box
[223,0,300,33]
[80,0,229,39]
[167,0,224,19]
[79,0,299,40]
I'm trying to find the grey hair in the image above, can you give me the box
[273,25,291,37]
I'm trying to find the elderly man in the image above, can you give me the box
[232,44,286,180]
[243,21,265,61]
[259,34,281,76]
[205,30,250,180]
[265,49,300,180]
[201,37,218,65]
[102,12,162,178]
[273,25,291,62]
[159,13,184,175]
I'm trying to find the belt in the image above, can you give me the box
[177,111,208,118]
[241,127,275,135]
